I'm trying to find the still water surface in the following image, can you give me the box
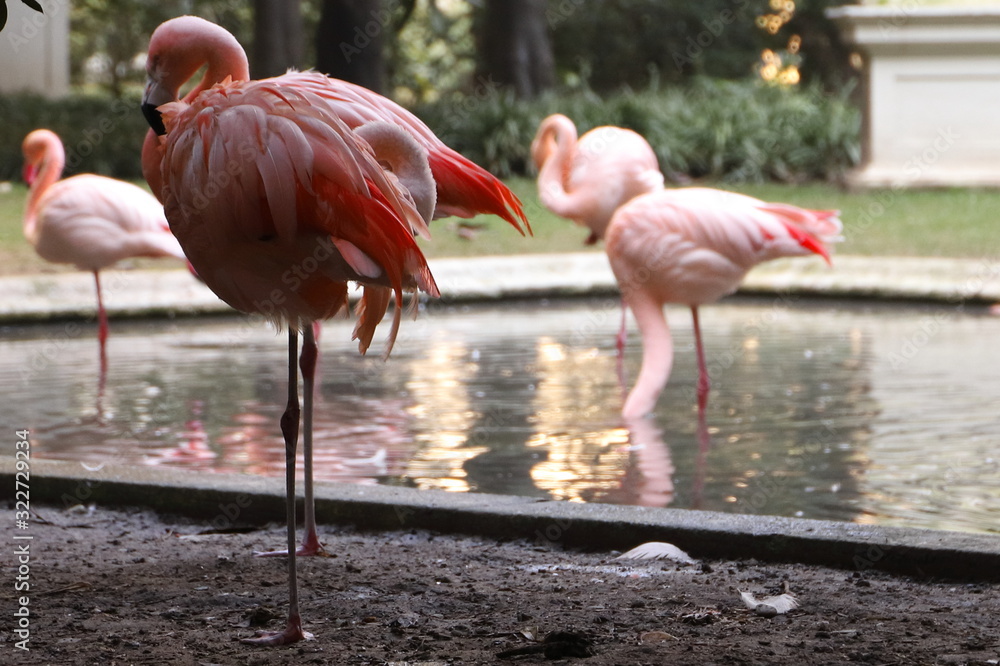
[3,297,998,534]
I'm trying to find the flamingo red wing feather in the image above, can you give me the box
[427,149,530,234]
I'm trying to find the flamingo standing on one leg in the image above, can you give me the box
[21,129,185,368]
[530,114,663,355]
[604,187,842,421]
[141,16,527,645]
[142,15,529,563]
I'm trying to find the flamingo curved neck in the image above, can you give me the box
[152,17,251,104]
[535,117,586,219]
[354,122,436,225]
[24,140,64,244]
[182,30,250,102]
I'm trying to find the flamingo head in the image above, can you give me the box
[529,114,574,171]
[21,129,61,185]
[142,15,249,136]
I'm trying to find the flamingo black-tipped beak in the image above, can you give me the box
[22,163,37,186]
[142,76,172,136]
[142,102,166,136]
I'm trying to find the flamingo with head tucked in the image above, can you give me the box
[141,15,527,645]
[531,114,663,354]
[22,129,185,365]
[140,18,528,234]
[604,187,842,421]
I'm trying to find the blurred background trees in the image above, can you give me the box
[65,0,856,100]
[0,0,860,182]
[474,0,553,99]
[253,0,304,78]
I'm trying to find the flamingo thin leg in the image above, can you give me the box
[93,271,108,372]
[616,301,629,393]
[690,307,710,414]
[255,324,327,558]
[243,330,314,645]
[298,322,326,556]
[615,300,628,358]
[690,306,712,509]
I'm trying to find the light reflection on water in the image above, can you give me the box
[2,297,998,535]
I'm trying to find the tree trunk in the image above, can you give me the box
[252,0,304,79]
[475,0,554,99]
[315,0,387,93]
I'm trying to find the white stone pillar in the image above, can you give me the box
[828,3,1000,187]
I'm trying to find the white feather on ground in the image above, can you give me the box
[739,585,800,617]
[614,542,697,565]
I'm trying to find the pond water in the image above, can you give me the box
[3,296,999,535]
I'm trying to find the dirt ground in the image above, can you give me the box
[6,505,1000,666]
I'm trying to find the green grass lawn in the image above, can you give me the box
[3,177,997,276]
[417,178,1000,260]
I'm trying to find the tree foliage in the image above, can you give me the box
[473,0,554,99]
[545,0,770,91]
[252,0,304,78]
[69,0,288,96]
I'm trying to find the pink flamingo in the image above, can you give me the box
[21,129,185,366]
[142,13,527,557]
[141,16,525,645]
[531,113,663,245]
[604,187,841,421]
[140,18,527,232]
[531,114,663,353]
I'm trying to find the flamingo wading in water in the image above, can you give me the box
[604,187,841,421]
[141,15,527,645]
[531,114,663,353]
[21,129,185,365]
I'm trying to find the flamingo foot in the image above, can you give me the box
[253,531,330,558]
[241,617,315,645]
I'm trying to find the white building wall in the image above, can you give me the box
[0,0,70,97]
[829,4,1000,187]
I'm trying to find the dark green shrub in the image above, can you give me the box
[414,78,860,183]
[0,91,149,181]
[1,78,859,186]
